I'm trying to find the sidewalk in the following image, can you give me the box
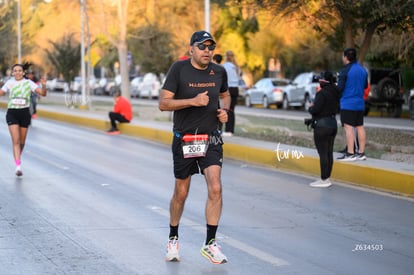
[3,101,413,197]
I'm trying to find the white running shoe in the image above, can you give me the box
[221,132,233,137]
[165,237,180,262]
[15,166,23,177]
[310,178,332,188]
[337,153,357,161]
[200,239,228,264]
[356,152,367,160]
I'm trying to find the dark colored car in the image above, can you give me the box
[409,88,414,120]
[365,68,405,118]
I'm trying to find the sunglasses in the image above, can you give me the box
[195,43,216,51]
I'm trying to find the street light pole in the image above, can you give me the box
[17,0,22,63]
[205,0,210,32]
[80,0,87,108]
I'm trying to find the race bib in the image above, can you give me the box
[182,134,209,158]
[11,97,27,106]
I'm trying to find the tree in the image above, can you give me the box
[214,2,260,76]
[45,34,81,85]
[258,0,414,64]
[89,0,131,99]
[128,25,176,75]
[0,1,18,74]
[127,0,208,75]
[6,0,414,88]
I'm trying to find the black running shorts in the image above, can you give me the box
[6,108,31,128]
[172,135,223,179]
[340,110,364,127]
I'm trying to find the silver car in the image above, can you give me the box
[245,78,291,109]
[130,76,142,98]
[138,73,161,99]
[284,72,321,110]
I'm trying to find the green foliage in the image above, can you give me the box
[93,35,118,76]
[260,0,414,62]
[1,0,414,82]
[365,52,402,68]
[0,2,17,75]
[364,28,414,68]
[240,16,259,35]
[45,34,81,83]
[128,25,176,75]
[402,69,414,91]
[214,1,261,77]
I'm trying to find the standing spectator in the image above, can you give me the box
[213,53,224,131]
[106,90,133,135]
[159,30,230,265]
[308,71,341,187]
[26,70,39,119]
[212,54,223,64]
[337,81,370,154]
[0,64,47,176]
[222,50,240,136]
[337,48,368,161]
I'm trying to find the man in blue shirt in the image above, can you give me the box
[337,48,368,161]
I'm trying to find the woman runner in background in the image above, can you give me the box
[0,64,47,176]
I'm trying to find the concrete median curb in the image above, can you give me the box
[2,102,413,197]
[224,141,414,197]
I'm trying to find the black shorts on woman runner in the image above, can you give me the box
[6,107,31,127]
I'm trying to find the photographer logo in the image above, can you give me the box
[275,142,304,162]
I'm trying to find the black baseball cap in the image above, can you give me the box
[190,31,216,45]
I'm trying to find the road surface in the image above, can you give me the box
[0,113,413,274]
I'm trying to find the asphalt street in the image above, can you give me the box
[0,112,413,274]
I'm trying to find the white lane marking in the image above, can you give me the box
[149,206,290,266]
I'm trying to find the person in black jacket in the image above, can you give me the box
[308,71,341,187]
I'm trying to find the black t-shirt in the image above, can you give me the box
[162,59,228,135]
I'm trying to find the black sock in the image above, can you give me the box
[206,224,218,245]
[169,224,179,239]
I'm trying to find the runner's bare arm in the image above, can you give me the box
[159,89,209,111]
[34,77,47,96]
[219,90,231,110]
[217,90,231,123]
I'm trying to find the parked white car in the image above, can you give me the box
[130,76,143,98]
[284,72,321,110]
[93,77,119,95]
[245,78,292,108]
[46,78,68,92]
[93,78,107,95]
[70,76,99,94]
[238,78,248,100]
[105,75,122,96]
[70,76,82,93]
[137,73,161,99]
